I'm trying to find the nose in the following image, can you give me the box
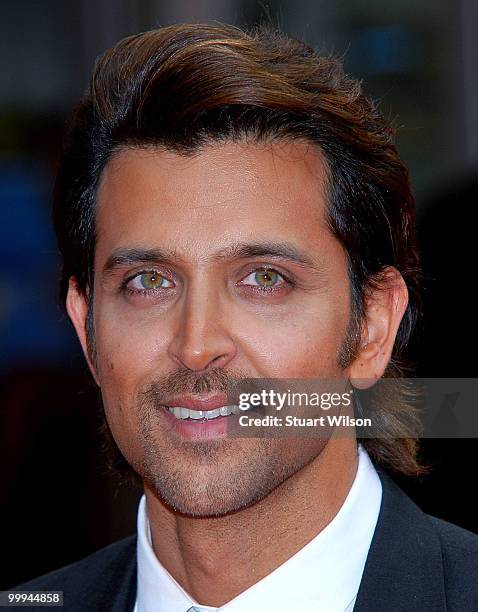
[167,282,237,372]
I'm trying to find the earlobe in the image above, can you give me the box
[350,267,408,390]
[66,277,100,386]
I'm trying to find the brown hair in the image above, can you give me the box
[54,21,426,479]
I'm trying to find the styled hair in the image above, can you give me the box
[54,21,425,478]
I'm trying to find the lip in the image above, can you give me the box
[163,393,230,411]
[161,405,236,440]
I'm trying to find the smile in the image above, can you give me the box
[166,405,244,420]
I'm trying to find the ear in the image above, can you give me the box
[66,277,100,386]
[349,267,408,389]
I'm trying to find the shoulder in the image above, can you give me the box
[14,535,137,590]
[427,514,478,588]
[370,467,478,610]
[428,514,478,556]
[425,514,478,609]
[377,467,478,566]
[12,535,137,611]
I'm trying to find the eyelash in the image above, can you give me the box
[121,270,173,297]
[121,267,296,298]
[238,268,295,295]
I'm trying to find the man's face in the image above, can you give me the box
[83,140,357,516]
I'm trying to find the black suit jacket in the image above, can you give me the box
[13,468,478,611]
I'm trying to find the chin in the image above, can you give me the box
[144,469,258,517]
[141,437,325,516]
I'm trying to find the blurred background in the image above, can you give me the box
[1,0,477,588]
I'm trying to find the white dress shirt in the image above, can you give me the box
[133,443,382,612]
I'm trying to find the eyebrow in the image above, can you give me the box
[101,241,319,279]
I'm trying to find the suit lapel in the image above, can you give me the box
[353,468,447,611]
[112,540,137,612]
[89,535,137,612]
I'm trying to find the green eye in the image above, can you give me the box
[140,273,165,289]
[139,272,166,289]
[128,271,173,291]
[241,269,284,289]
[254,270,279,287]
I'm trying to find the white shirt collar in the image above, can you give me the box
[134,443,382,612]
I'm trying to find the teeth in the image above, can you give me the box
[167,405,244,421]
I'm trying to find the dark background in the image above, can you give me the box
[1,0,477,589]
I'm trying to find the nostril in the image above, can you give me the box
[210,354,229,368]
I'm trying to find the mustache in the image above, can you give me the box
[139,366,253,406]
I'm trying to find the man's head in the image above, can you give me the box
[57,22,422,515]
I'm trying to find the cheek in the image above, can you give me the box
[95,302,161,383]
[232,297,350,377]
[93,309,161,445]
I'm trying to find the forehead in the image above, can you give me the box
[95,140,331,263]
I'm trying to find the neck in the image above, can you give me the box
[144,436,358,607]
